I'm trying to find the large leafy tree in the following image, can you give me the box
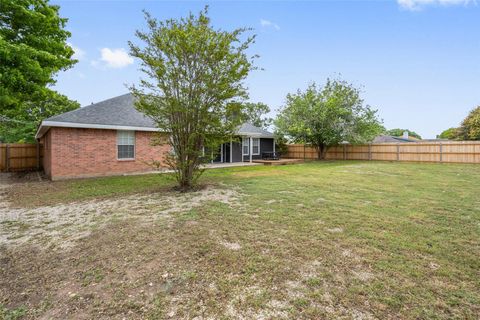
[242,102,272,129]
[387,128,421,140]
[0,0,79,143]
[129,8,257,191]
[457,106,480,140]
[275,79,384,159]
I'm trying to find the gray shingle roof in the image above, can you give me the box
[37,93,274,139]
[45,93,156,128]
[237,122,274,138]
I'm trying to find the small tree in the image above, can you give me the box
[0,0,79,142]
[457,106,480,140]
[275,79,383,159]
[273,133,289,156]
[129,8,257,191]
[387,128,421,140]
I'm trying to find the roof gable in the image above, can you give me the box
[45,94,155,128]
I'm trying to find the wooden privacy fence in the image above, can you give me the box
[286,141,480,164]
[0,144,43,172]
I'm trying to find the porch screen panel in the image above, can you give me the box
[242,138,249,155]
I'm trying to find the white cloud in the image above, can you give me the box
[398,0,476,10]
[260,19,280,31]
[68,43,85,60]
[98,48,134,68]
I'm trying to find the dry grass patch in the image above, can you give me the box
[231,168,287,178]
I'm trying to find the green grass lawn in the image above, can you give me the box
[1,161,480,319]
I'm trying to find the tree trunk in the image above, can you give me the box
[171,135,205,192]
[317,144,328,160]
[176,151,194,192]
[179,164,192,192]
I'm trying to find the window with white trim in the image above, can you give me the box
[117,130,135,159]
[252,138,260,155]
[242,138,249,155]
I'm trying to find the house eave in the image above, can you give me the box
[34,121,274,140]
[35,121,160,139]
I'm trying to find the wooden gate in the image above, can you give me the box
[0,144,43,172]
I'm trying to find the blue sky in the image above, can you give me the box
[52,0,480,138]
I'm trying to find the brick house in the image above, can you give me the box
[36,94,275,180]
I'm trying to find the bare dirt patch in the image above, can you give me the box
[219,240,242,251]
[326,227,344,233]
[0,186,245,319]
[224,285,290,320]
[0,184,242,249]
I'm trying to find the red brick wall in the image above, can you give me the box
[41,130,52,177]
[46,127,170,180]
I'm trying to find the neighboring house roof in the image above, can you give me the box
[36,94,274,139]
[372,135,417,143]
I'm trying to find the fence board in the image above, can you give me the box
[0,144,43,172]
[285,142,480,164]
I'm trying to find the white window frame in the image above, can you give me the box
[252,138,260,155]
[117,130,135,160]
[242,137,249,156]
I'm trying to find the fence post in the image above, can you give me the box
[439,142,443,163]
[0,145,3,172]
[368,144,372,161]
[343,144,346,160]
[5,144,10,172]
[396,143,400,161]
